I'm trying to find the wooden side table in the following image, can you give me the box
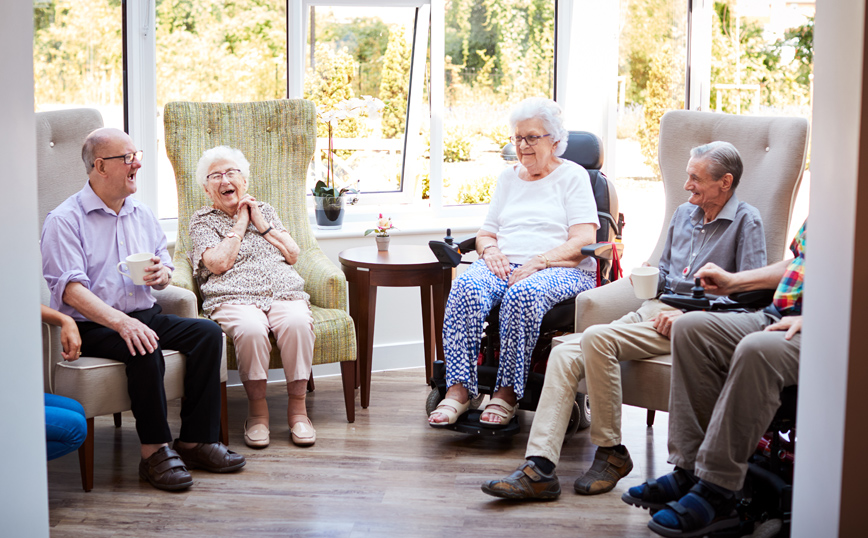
[339,245,453,408]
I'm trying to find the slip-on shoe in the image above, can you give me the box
[172,440,246,473]
[138,446,193,491]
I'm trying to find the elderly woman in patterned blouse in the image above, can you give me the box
[189,146,315,449]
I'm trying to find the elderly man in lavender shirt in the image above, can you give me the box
[41,128,245,491]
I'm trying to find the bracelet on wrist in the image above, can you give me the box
[260,223,274,236]
[538,254,550,268]
[481,244,498,258]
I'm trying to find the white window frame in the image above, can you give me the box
[121,1,706,231]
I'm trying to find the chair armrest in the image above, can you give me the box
[153,285,199,319]
[580,242,624,261]
[295,248,348,311]
[43,321,60,393]
[170,251,196,294]
[575,278,644,332]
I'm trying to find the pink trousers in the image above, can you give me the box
[211,301,315,383]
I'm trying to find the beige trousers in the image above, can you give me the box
[211,301,315,383]
[525,299,675,465]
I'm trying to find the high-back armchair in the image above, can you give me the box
[163,99,357,423]
[36,108,228,491]
[572,110,809,424]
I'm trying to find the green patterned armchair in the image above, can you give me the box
[164,99,356,422]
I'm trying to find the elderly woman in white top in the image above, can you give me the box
[428,97,600,428]
[188,146,316,449]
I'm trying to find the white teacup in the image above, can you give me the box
[117,253,156,286]
[631,266,660,300]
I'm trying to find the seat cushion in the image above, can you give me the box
[52,349,228,419]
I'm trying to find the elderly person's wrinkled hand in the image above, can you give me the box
[508,255,546,286]
[113,314,160,356]
[694,263,734,294]
[765,315,802,340]
[239,194,270,231]
[483,246,512,280]
[651,309,683,339]
[143,256,171,290]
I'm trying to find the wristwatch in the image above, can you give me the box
[226,231,242,242]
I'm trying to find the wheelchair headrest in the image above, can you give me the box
[561,131,604,171]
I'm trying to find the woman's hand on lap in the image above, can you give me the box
[484,248,511,280]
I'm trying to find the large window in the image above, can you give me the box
[304,5,416,201]
[33,1,125,133]
[154,0,289,218]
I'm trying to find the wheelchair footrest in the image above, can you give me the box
[436,409,521,437]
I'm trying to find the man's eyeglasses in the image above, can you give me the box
[98,150,143,165]
[509,134,551,147]
[206,169,242,183]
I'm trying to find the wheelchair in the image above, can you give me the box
[427,130,625,438]
[660,284,796,538]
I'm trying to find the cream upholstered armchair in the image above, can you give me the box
[36,108,229,492]
[571,110,809,425]
[163,99,357,423]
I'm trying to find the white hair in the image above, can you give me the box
[195,146,251,187]
[508,97,569,157]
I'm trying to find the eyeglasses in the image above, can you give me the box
[206,169,242,183]
[98,150,143,165]
[509,134,551,147]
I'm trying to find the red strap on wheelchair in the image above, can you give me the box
[596,242,623,287]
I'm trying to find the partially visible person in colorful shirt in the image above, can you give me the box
[189,145,315,450]
[622,221,806,538]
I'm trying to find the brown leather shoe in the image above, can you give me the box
[481,461,561,500]
[138,446,193,491]
[172,441,246,473]
[574,445,633,495]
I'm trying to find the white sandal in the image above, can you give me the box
[428,398,470,427]
[479,398,517,428]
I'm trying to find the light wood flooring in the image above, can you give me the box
[46,368,671,537]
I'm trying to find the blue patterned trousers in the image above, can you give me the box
[443,258,595,398]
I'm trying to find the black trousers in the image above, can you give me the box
[77,305,223,445]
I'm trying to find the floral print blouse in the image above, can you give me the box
[189,202,309,317]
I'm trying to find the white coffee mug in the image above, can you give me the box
[631,266,660,300]
[117,252,156,286]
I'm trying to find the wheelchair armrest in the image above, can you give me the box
[728,289,775,310]
[457,234,476,252]
[580,242,624,261]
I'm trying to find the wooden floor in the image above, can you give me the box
[46,368,670,537]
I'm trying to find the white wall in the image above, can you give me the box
[0,2,50,535]
[792,0,864,535]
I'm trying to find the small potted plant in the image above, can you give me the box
[312,96,383,230]
[365,214,396,251]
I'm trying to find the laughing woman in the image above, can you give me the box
[428,97,600,429]
[189,146,316,449]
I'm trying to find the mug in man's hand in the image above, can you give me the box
[117,253,156,285]
[631,266,660,299]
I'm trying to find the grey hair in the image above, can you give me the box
[690,141,744,189]
[508,97,570,157]
[195,146,251,187]
[81,128,119,173]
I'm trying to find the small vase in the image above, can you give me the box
[376,235,391,251]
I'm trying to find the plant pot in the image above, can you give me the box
[375,235,391,251]
[313,195,345,230]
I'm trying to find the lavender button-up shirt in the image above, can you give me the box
[41,181,173,322]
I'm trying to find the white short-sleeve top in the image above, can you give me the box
[480,159,600,270]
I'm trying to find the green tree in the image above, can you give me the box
[319,16,390,97]
[379,29,411,139]
[639,43,683,179]
[304,43,361,139]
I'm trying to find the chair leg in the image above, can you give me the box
[77,417,94,492]
[340,361,356,423]
[220,381,229,446]
[646,410,656,427]
[113,412,122,427]
[307,372,316,393]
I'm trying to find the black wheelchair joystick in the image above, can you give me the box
[691,277,706,299]
[444,228,454,245]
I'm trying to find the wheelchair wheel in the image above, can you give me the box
[565,393,592,441]
[749,518,782,538]
[425,387,443,417]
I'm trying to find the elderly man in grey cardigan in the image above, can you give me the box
[482,141,768,501]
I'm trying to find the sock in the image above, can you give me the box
[528,456,555,475]
[699,479,735,499]
[611,444,627,455]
